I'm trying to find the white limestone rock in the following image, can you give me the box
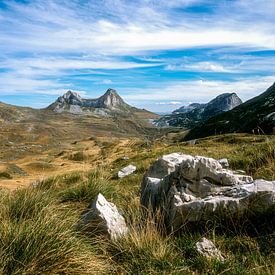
[141,153,274,231]
[118,164,137,178]
[218,158,229,168]
[78,193,128,239]
[196,238,224,261]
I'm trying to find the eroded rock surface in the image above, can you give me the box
[78,193,128,239]
[141,153,275,231]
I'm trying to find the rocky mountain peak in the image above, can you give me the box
[48,89,131,114]
[205,92,242,113]
[58,90,83,105]
[98,88,125,108]
[185,82,275,140]
[104,88,119,97]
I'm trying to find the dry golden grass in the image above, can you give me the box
[0,133,274,274]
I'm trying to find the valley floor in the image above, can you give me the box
[0,133,274,274]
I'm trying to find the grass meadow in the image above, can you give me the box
[0,134,274,274]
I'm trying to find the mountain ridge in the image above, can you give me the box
[155,92,242,128]
[185,83,275,140]
[47,89,133,114]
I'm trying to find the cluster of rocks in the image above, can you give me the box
[77,153,274,261]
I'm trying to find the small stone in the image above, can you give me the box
[187,139,197,146]
[118,164,136,178]
[196,237,224,261]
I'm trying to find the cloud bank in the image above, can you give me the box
[0,0,275,111]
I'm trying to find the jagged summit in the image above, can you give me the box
[203,92,242,116]
[96,88,125,109]
[59,91,83,105]
[104,88,119,96]
[47,89,133,114]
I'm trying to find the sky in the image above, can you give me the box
[0,0,275,112]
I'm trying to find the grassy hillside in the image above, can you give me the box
[0,134,274,274]
[0,102,163,189]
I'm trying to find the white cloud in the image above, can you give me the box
[1,0,275,111]
[166,62,235,73]
[1,1,275,56]
[102,79,113,84]
[1,57,161,71]
[124,76,275,104]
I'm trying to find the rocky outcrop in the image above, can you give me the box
[141,153,275,231]
[118,164,137,178]
[154,93,242,128]
[78,193,128,239]
[196,238,224,261]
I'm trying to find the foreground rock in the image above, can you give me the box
[141,153,275,231]
[218,158,229,168]
[78,193,128,239]
[196,238,224,261]
[118,164,137,178]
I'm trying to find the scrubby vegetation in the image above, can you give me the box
[0,134,274,274]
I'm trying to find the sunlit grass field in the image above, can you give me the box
[0,134,274,274]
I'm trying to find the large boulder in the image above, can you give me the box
[78,193,128,239]
[141,153,275,231]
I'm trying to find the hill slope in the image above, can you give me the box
[0,93,161,172]
[155,93,242,128]
[185,83,275,140]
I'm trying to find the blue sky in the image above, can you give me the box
[0,0,275,112]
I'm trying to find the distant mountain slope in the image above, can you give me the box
[155,93,242,128]
[0,102,36,122]
[0,89,161,152]
[185,83,275,140]
[173,103,203,114]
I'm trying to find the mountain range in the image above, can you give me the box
[1,84,275,143]
[185,82,275,140]
[0,90,160,157]
[47,89,134,115]
[154,92,242,128]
